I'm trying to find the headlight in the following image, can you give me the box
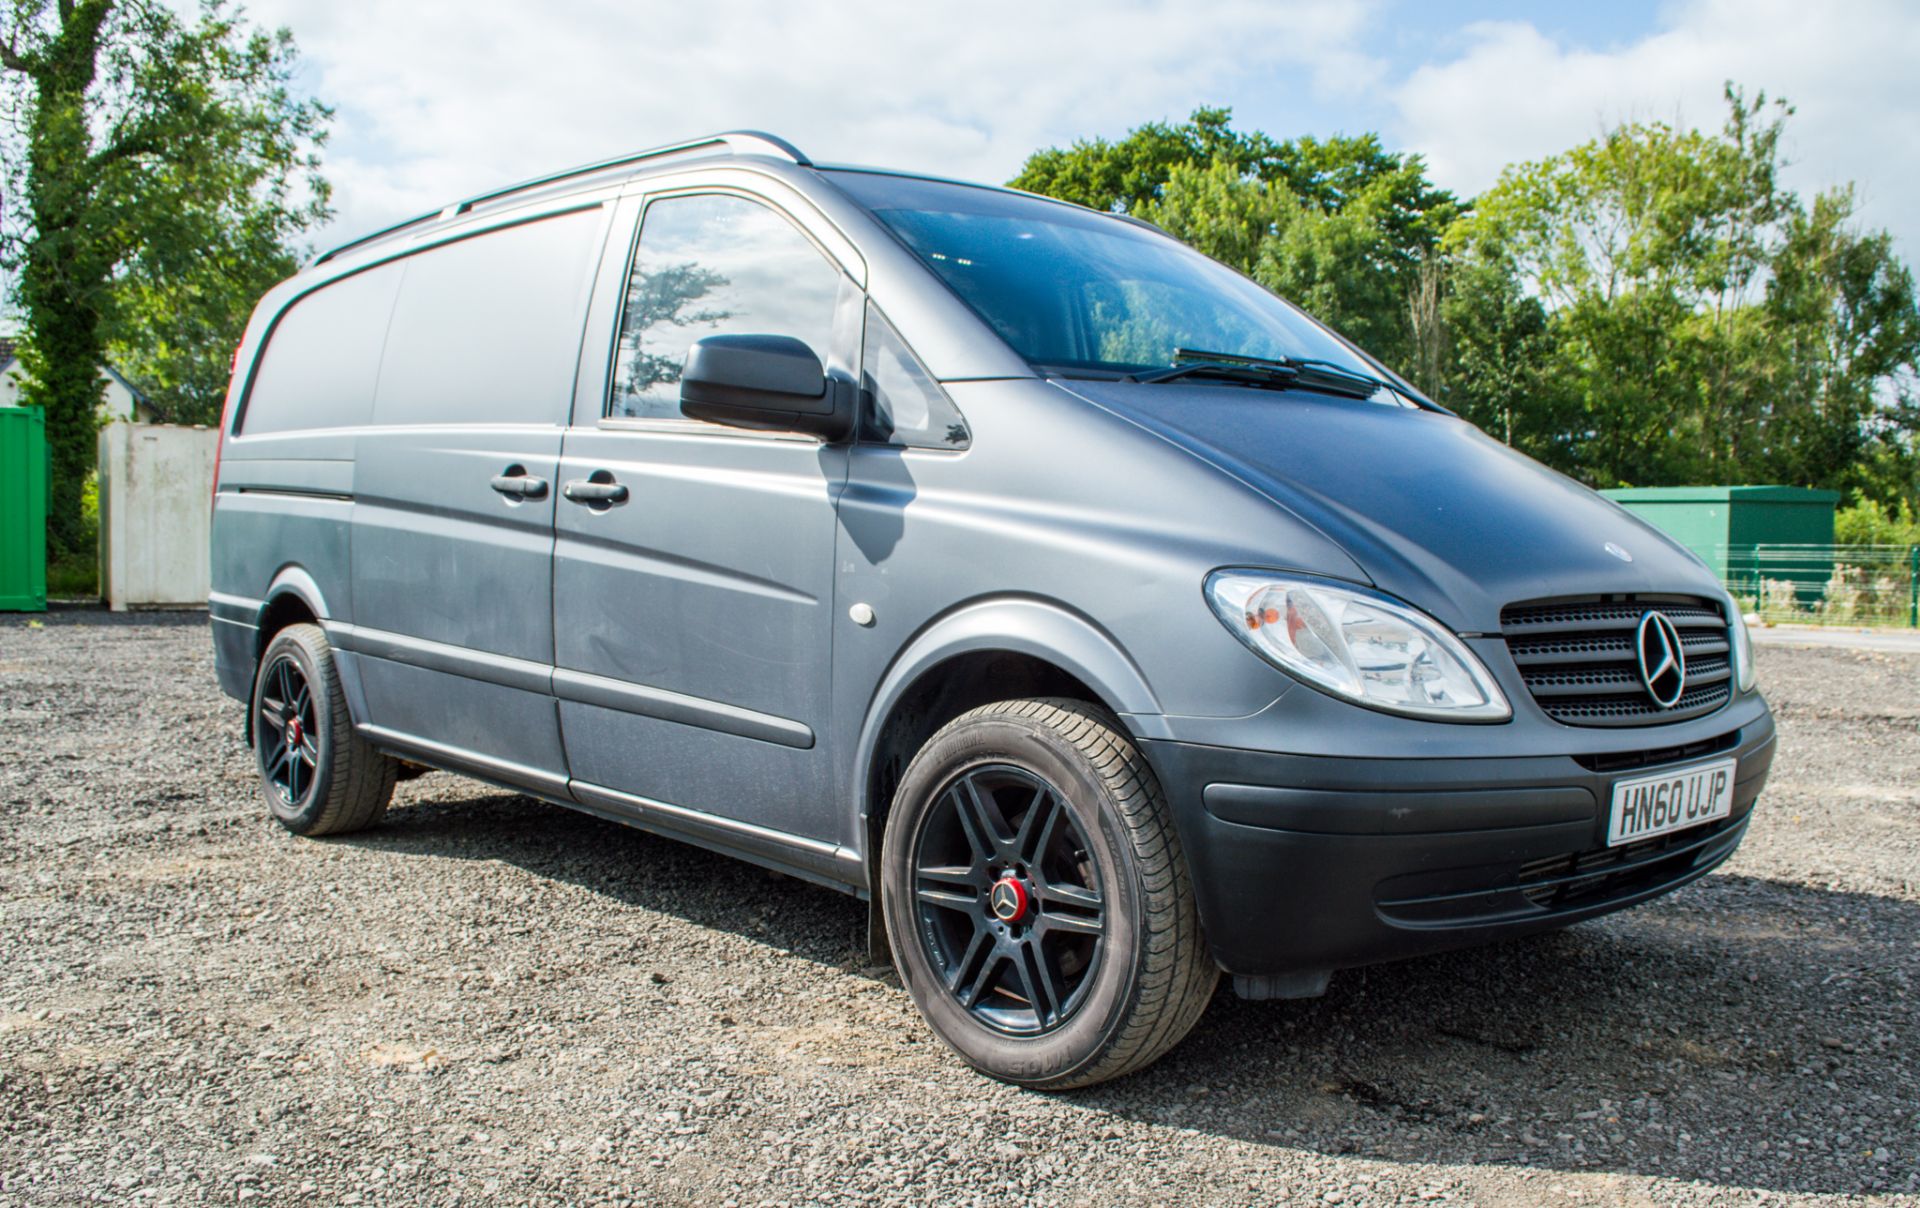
[1724,590,1757,693]
[1204,571,1511,721]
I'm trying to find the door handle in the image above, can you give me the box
[490,470,549,499]
[562,478,629,505]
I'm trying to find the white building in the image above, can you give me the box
[0,336,157,423]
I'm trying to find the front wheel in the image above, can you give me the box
[881,699,1218,1089]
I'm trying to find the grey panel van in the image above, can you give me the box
[210,132,1774,1088]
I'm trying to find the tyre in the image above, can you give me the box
[251,623,397,836]
[881,698,1218,1089]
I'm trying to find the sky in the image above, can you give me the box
[235,0,1917,264]
[3,0,1916,325]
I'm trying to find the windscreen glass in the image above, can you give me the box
[829,170,1373,378]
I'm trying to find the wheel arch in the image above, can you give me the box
[243,567,335,746]
[852,597,1171,962]
[256,566,331,643]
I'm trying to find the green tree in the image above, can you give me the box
[1,0,329,556]
[1013,93,1919,505]
[1833,493,1920,546]
[104,200,309,427]
[1438,253,1566,461]
[1009,106,1281,215]
[1449,86,1920,490]
[1761,188,1920,493]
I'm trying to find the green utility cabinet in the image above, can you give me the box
[1601,485,1840,603]
[0,407,49,612]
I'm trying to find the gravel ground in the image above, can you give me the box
[2,610,1916,1207]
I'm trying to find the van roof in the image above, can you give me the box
[310,131,1145,271]
[312,130,811,267]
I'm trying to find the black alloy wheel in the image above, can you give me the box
[257,652,320,808]
[250,623,396,836]
[882,698,1217,1089]
[911,764,1106,1035]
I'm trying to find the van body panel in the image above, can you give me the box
[353,656,564,782]
[551,425,846,840]
[568,779,862,893]
[209,490,352,702]
[348,430,564,664]
[549,178,860,843]
[347,426,568,778]
[211,495,352,608]
[843,594,1183,850]
[339,202,608,782]
[830,379,1356,741]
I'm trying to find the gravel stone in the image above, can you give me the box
[1,609,1916,1205]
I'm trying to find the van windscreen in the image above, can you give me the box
[827,170,1375,381]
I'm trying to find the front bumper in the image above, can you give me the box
[1140,710,1775,976]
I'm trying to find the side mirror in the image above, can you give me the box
[679,334,852,440]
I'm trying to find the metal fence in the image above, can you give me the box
[1719,544,1920,628]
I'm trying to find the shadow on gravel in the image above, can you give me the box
[350,792,1914,1199]
[345,789,871,969]
[1090,872,1916,1198]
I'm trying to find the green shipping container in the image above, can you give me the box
[1601,485,1840,603]
[0,407,49,612]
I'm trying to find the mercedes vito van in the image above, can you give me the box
[210,131,1774,1088]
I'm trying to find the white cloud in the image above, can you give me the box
[14,1,1918,325]
[246,0,1386,250]
[1391,0,1920,255]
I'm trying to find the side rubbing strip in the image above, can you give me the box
[208,592,264,625]
[552,668,815,750]
[325,622,552,696]
[325,620,814,749]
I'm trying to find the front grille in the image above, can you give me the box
[1573,730,1740,774]
[1502,595,1733,727]
[1376,814,1747,927]
[1513,816,1741,909]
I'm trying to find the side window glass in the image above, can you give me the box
[860,303,970,449]
[242,261,403,434]
[373,208,604,426]
[610,194,841,420]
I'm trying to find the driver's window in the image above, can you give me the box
[609,194,841,420]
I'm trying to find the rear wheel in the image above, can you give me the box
[252,623,396,836]
[882,698,1217,1089]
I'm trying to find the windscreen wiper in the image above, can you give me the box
[1126,348,1389,400]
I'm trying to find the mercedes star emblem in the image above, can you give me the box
[1635,610,1687,708]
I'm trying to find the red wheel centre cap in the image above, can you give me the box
[286,716,304,747]
[989,876,1031,923]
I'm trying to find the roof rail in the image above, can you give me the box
[313,130,810,266]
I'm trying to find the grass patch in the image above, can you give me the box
[47,554,98,599]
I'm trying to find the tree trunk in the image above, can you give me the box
[9,0,115,559]
[16,308,108,558]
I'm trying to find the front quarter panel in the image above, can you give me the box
[829,378,1368,847]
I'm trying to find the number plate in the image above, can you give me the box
[1607,758,1736,847]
